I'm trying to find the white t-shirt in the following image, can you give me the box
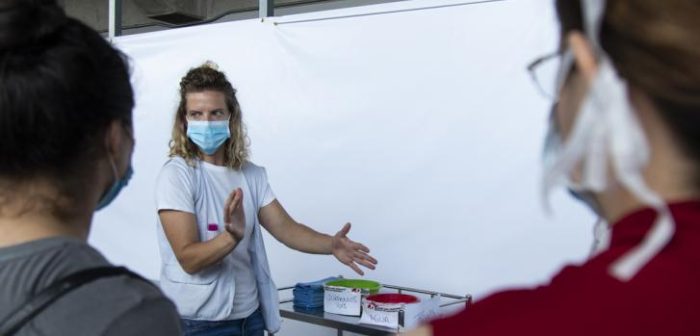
[155,157,276,320]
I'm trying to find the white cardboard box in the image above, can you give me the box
[323,285,363,316]
[359,295,442,330]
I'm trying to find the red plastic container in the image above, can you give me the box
[365,293,419,304]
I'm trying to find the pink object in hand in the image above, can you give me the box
[207,223,218,231]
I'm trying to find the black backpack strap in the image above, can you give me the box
[0,266,153,335]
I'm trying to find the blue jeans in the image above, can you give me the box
[182,309,265,336]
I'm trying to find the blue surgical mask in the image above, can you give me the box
[96,159,133,211]
[186,120,230,155]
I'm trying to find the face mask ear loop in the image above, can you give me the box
[609,178,674,281]
[95,152,119,207]
[604,69,674,279]
[579,0,676,281]
[108,154,120,182]
[541,86,602,211]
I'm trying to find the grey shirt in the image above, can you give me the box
[0,236,182,336]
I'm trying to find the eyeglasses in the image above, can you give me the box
[527,50,573,101]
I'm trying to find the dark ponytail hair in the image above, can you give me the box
[0,0,134,216]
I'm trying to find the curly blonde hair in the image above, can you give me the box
[168,61,250,170]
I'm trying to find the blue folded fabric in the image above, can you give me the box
[293,289,324,299]
[294,276,339,289]
[292,276,339,309]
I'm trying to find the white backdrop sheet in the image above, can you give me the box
[91,0,594,303]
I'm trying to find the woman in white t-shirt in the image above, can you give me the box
[155,62,378,336]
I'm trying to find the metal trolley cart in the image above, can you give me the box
[271,284,472,336]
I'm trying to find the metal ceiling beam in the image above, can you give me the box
[108,0,122,38]
[259,0,274,18]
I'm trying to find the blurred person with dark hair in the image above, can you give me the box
[0,0,181,335]
[404,0,700,335]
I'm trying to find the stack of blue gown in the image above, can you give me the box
[292,276,339,310]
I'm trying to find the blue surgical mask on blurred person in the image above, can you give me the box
[186,120,231,155]
[96,161,133,211]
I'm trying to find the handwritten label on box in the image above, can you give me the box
[323,286,362,316]
[360,295,443,330]
[360,301,401,328]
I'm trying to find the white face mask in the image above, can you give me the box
[542,93,610,256]
[541,0,675,281]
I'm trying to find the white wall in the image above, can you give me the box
[90,0,595,333]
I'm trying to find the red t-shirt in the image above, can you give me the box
[431,201,700,335]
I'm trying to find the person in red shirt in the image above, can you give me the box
[403,0,700,335]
